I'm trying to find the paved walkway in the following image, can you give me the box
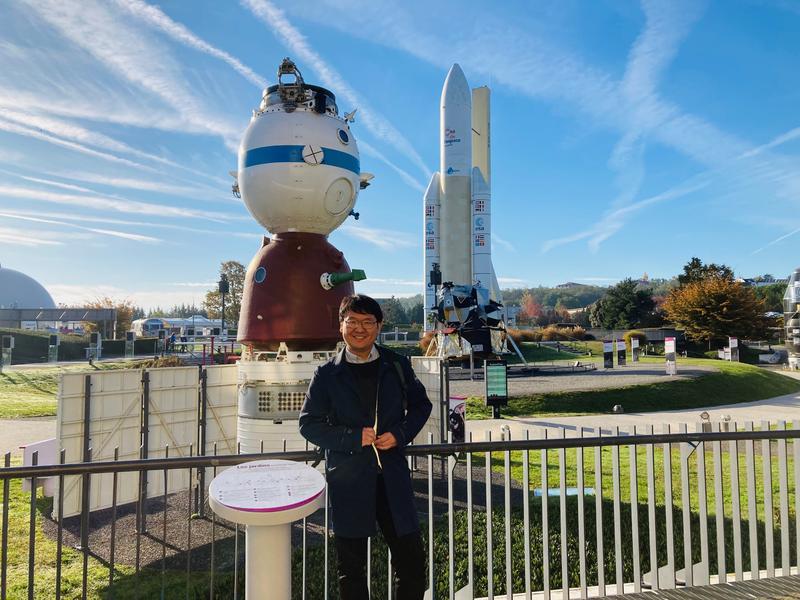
[466,387,800,441]
[450,362,718,397]
[0,416,55,458]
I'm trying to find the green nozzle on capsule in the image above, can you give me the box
[320,269,367,290]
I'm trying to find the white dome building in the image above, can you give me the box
[0,264,55,309]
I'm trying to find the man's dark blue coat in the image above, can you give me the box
[299,346,432,538]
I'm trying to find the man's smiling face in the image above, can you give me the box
[340,310,381,358]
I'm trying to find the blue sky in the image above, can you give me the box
[1,0,799,309]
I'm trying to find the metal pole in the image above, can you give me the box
[78,375,91,550]
[137,370,150,533]
[197,368,208,518]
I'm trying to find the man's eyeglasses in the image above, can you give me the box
[343,318,379,329]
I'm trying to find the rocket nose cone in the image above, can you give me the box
[442,63,471,107]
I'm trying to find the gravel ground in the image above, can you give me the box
[449,361,719,398]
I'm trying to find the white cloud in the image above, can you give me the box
[45,283,212,310]
[338,223,416,250]
[492,233,515,253]
[113,0,268,88]
[542,175,710,253]
[241,0,431,186]
[23,0,243,149]
[0,107,228,184]
[174,281,218,288]
[0,227,63,247]
[0,211,161,243]
[496,276,528,285]
[0,115,157,172]
[358,140,425,192]
[0,184,236,221]
[366,278,419,286]
[50,171,232,202]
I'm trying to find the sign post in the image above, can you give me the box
[88,332,102,361]
[603,341,614,369]
[616,340,626,366]
[48,334,59,364]
[209,460,325,600]
[729,337,739,362]
[484,360,508,419]
[665,336,678,375]
[631,338,640,362]
[125,331,135,359]
[0,335,13,373]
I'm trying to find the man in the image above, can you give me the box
[299,294,432,599]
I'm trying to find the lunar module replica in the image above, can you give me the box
[233,58,372,451]
[425,275,508,359]
[784,267,800,369]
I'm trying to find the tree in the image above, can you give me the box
[204,261,246,326]
[678,257,734,286]
[589,279,655,329]
[83,297,137,339]
[520,291,543,324]
[378,296,407,327]
[753,283,785,313]
[663,276,769,347]
[407,302,424,325]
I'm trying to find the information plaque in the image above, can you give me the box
[603,341,614,369]
[484,360,508,418]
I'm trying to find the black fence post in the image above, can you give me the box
[137,370,150,533]
[196,367,208,518]
[78,374,91,550]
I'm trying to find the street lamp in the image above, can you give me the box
[218,273,229,339]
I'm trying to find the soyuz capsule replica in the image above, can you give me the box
[233,58,371,451]
[784,267,800,369]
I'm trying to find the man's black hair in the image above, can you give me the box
[339,294,383,323]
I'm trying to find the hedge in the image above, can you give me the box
[0,329,163,363]
[205,495,793,599]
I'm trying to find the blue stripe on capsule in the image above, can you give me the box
[243,144,359,175]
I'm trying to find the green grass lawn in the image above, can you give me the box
[481,432,796,522]
[467,359,800,419]
[509,341,584,364]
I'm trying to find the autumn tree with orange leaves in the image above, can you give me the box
[662,276,769,347]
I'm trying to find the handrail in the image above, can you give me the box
[2,428,799,480]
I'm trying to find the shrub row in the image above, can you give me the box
[507,326,588,343]
[0,329,162,364]
[205,495,793,599]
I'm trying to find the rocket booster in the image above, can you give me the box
[439,64,472,286]
[424,64,501,327]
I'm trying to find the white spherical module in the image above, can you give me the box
[238,68,360,236]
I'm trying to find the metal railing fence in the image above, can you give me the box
[1,423,799,599]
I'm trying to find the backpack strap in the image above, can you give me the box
[392,358,408,412]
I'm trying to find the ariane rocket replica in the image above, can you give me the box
[784,267,800,369]
[423,64,505,352]
[233,58,371,451]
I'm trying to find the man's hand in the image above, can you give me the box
[361,427,376,447]
[374,432,397,450]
